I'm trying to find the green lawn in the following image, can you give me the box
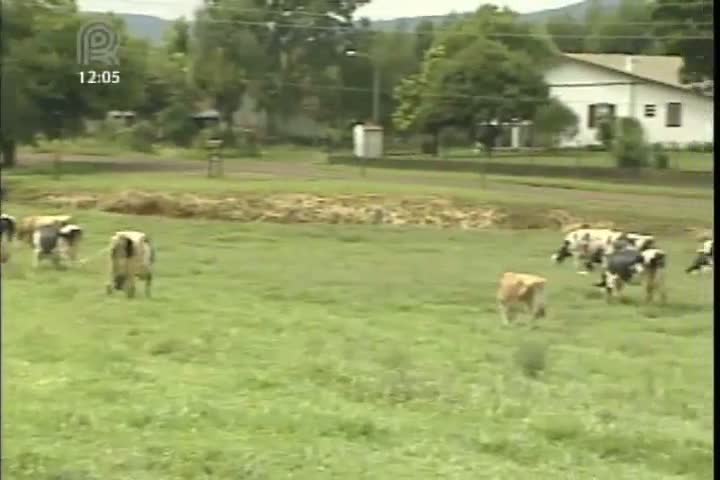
[2,172,713,479]
[22,138,713,172]
[437,148,714,172]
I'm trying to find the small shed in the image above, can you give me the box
[106,110,136,126]
[352,123,384,159]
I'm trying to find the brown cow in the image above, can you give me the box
[496,272,547,325]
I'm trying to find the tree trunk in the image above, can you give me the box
[1,139,17,167]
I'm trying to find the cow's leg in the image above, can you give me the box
[144,272,152,298]
[498,300,513,325]
[531,287,546,321]
[126,275,136,298]
[51,251,62,270]
[32,250,41,269]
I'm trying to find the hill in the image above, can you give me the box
[86,12,173,44]
[89,0,622,44]
[370,0,623,31]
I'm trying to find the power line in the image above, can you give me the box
[180,18,715,40]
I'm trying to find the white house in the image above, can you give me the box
[544,53,714,147]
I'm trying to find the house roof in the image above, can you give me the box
[562,53,707,95]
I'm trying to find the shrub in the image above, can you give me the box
[687,141,713,153]
[515,341,548,379]
[612,117,650,168]
[158,102,199,147]
[237,128,260,157]
[652,143,670,170]
[596,119,615,150]
[126,120,157,153]
[533,98,579,149]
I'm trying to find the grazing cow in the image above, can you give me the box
[17,215,73,245]
[0,213,17,263]
[106,230,155,298]
[595,248,667,303]
[57,224,83,263]
[496,272,547,325]
[686,239,713,274]
[32,224,63,269]
[551,228,624,273]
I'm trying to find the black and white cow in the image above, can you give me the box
[1,213,17,263]
[32,224,63,269]
[686,239,713,274]
[552,228,624,273]
[594,248,667,303]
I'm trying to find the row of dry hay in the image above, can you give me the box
[37,190,711,237]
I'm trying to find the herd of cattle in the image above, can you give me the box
[0,213,714,316]
[0,213,155,298]
[495,227,713,325]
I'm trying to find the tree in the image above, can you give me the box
[585,0,658,55]
[652,0,714,83]
[0,2,148,166]
[393,6,553,155]
[532,99,579,149]
[544,14,590,53]
[193,0,371,136]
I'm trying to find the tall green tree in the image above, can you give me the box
[0,1,148,165]
[393,6,554,151]
[652,0,714,83]
[585,0,659,55]
[193,0,370,135]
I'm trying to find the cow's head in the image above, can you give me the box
[552,240,572,264]
[59,224,83,245]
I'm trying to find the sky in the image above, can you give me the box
[76,0,582,21]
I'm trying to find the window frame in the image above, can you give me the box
[666,102,682,127]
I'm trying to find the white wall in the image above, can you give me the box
[545,59,714,147]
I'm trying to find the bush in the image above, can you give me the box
[596,119,615,150]
[515,341,548,378]
[652,143,670,170]
[687,141,713,153]
[237,128,260,157]
[126,121,157,153]
[420,134,439,155]
[612,117,650,168]
[158,102,199,147]
[533,98,579,149]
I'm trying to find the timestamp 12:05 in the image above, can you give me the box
[78,70,120,84]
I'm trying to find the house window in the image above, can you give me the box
[588,104,597,128]
[666,102,682,127]
[644,104,656,117]
[588,103,616,128]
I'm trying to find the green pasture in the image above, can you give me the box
[22,139,713,172]
[1,171,713,478]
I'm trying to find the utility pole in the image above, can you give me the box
[345,48,380,124]
[371,65,380,124]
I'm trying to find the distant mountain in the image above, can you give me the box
[369,0,623,31]
[87,12,172,44]
[88,0,623,45]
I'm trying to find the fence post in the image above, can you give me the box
[206,139,223,178]
[53,141,62,180]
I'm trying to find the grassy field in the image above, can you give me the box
[1,167,714,479]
